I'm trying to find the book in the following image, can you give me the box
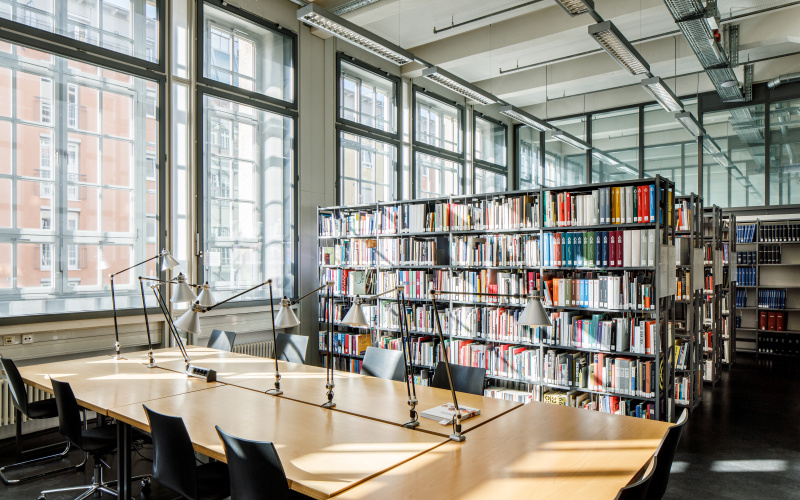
[420,403,481,425]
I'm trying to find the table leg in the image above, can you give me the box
[117,421,132,500]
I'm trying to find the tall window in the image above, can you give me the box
[517,126,541,190]
[337,56,399,204]
[0,40,160,316]
[546,117,587,187]
[643,99,699,196]
[200,2,296,301]
[769,98,800,205]
[413,89,464,198]
[474,115,507,193]
[591,107,639,182]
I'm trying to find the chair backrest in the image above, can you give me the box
[50,378,84,449]
[207,329,237,352]
[144,405,199,500]
[616,456,657,500]
[646,409,688,500]
[275,333,309,364]
[216,426,292,500]
[430,361,486,396]
[360,347,404,381]
[0,358,28,415]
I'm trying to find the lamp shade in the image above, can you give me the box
[171,273,197,304]
[341,298,368,327]
[517,296,552,327]
[274,298,300,328]
[160,249,180,271]
[196,282,216,307]
[175,304,202,334]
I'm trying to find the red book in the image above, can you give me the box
[760,311,768,331]
[558,193,565,227]
[777,312,786,331]
[609,231,617,268]
[637,186,644,223]
[565,192,572,226]
[616,230,624,267]
[768,312,777,331]
[643,187,651,223]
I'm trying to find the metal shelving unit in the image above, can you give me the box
[702,205,723,386]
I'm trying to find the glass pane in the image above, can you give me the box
[203,2,293,102]
[544,134,586,187]
[203,94,294,301]
[415,152,462,198]
[340,60,396,134]
[644,99,699,196]
[0,40,158,317]
[172,82,190,272]
[552,115,586,141]
[0,0,160,63]
[591,107,639,182]
[702,104,766,208]
[769,98,800,205]
[474,168,506,194]
[474,116,506,167]
[518,126,541,190]
[340,131,395,204]
[415,91,461,153]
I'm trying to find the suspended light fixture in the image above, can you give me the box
[641,76,683,112]
[552,130,590,151]
[554,0,595,16]
[499,105,554,132]
[297,4,414,65]
[674,111,705,138]
[589,21,650,76]
[422,66,500,105]
[703,136,722,155]
[591,149,620,165]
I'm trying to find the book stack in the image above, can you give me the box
[759,245,781,264]
[737,251,756,264]
[737,223,756,243]
[675,199,693,231]
[735,289,747,308]
[319,211,375,237]
[446,270,538,303]
[378,301,444,334]
[542,229,657,268]
[377,269,448,299]
[737,267,757,287]
[484,387,534,404]
[543,184,657,228]
[319,239,377,266]
[451,234,540,267]
[544,312,657,354]
[675,375,692,405]
[542,272,655,311]
[321,302,377,327]
[760,223,800,242]
[450,306,536,342]
[758,289,786,309]
[377,236,444,266]
[318,331,371,356]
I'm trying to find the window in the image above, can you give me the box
[413,89,464,197]
[591,108,639,182]
[545,117,587,187]
[474,115,507,194]
[0,40,160,316]
[339,59,397,134]
[339,132,396,205]
[201,1,294,103]
[146,156,157,181]
[702,104,766,208]
[517,126,541,189]
[643,99,699,196]
[146,89,157,118]
[769,98,800,206]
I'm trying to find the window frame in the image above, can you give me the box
[472,112,508,193]
[411,85,466,198]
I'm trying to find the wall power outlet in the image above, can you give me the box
[22,335,33,344]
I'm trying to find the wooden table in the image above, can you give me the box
[108,384,446,499]
[334,401,672,499]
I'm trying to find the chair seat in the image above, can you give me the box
[195,462,230,500]
[26,399,59,419]
[79,425,118,455]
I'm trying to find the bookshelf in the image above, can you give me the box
[317,176,677,421]
[702,205,723,386]
[673,194,703,411]
[721,213,736,366]
[734,218,800,357]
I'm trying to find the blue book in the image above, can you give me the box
[576,233,583,267]
[601,231,609,267]
[649,185,655,224]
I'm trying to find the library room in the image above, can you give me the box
[1,0,799,499]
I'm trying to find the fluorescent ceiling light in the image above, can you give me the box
[674,111,705,138]
[554,0,594,16]
[703,136,722,155]
[499,105,554,132]
[714,154,732,168]
[641,76,683,112]
[297,4,414,65]
[422,66,499,105]
[617,164,639,175]
[588,21,650,76]
[552,130,590,151]
[591,149,619,165]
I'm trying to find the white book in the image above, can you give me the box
[623,231,632,267]
[631,230,640,267]
[592,190,599,225]
[641,229,648,268]
[648,229,656,267]
[620,189,626,227]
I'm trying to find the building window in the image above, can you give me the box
[339,132,396,205]
[146,89,157,118]
[415,91,462,154]
[413,88,464,198]
[474,115,507,194]
[67,212,79,231]
[41,209,51,230]
[40,244,51,271]
[67,142,80,201]
[39,77,52,125]
[339,59,397,134]
[146,156,157,181]
[769,98,800,206]
[39,136,52,199]
[517,126,541,190]
[67,83,78,129]
[591,107,640,183]
[643,99,699,196]
[545,117,587,187]
[415,152,462,199]
[68,245,79,270]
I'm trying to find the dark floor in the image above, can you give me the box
[1,355,798,499]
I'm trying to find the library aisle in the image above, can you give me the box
[666,356,800,499]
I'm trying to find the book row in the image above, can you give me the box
[737,251,756,265]
[321,269,377,297]
[539,390,655,419]
[377,270,449,300]
[737,223,757,243]
[759,311,788,331]
[541,229,658,268]
[449,340,539,382]
[737,267,757,287]
[541,351,657,398]
[759,245,782,264]
[543,184,658,228]
[319,211,375,237]
[758,289,787,309]
[735,289,747,308]
[451,234,540,267]
[675,199,695,231]
[319,240,376,266]
[377,301,445,334]
[674,375,693,405]
[675,271,692,301]
[547,312,658,355]
[760,223,800,242]
[542,272,656,311]
[317,332,371,356]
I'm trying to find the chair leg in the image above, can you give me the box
[1,437,86,485]
[39,459,112,500]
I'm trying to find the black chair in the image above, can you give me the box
[430,361,486,396]
[216,426,312,500]
[39,379,148,500]
[360,347,404,381]
[646,408,688,500]
[616,456,657,500]
[144,405,230,500]
[0,359,78,484]
[207,329,237,351]
[275,333,309,364]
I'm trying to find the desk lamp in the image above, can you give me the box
[273,282,336,407]
[429,289,550,442]
[109,249,180,360]
[340,286,420,428]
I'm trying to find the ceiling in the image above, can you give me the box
[309,0,800,110]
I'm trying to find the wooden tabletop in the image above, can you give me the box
[17,354,220,415]
[334,402,672,500]
[235,371,522,437]
[108,384,447,500]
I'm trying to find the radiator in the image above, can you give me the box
[232,340,274,358]
[0,377,52,428]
